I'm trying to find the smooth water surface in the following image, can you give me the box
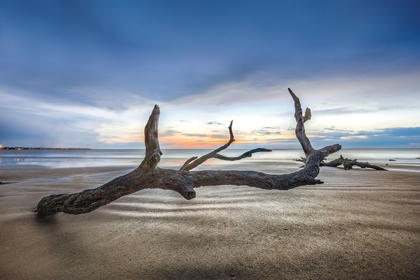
[1,149,419,170]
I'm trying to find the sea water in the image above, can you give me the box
[0,149,419,171]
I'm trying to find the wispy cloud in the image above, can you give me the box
[182,133,208,138]
[206,121,224,126]
[314,106,408,115]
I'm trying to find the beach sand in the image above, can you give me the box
[0,164,419,279]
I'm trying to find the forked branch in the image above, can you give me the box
[179,121,235,171]
[180,121,272,171]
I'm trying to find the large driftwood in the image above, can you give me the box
[36,89,341,216]
[295,155,387,171]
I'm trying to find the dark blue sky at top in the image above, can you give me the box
[1,0,419,106]
[0,0,419,148]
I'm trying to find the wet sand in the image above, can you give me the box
[1,164,419,279]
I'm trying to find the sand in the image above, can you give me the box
[0,164,419,279]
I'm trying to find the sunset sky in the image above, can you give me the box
[1,0,419,149]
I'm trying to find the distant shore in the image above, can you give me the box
[0,147,91,150]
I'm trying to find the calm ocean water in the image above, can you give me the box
[1,149,419,171]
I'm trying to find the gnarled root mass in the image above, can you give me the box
[36,89,341,216]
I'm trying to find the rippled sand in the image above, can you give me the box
[1,163,419,279]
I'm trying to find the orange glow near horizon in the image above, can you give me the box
[158,133,302,149]
[95,125,327,148]
[159,136,230,149]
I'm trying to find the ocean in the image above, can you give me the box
[1,149,419,172]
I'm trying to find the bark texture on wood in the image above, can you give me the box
[36,89,341,216]
[289,88,314,157]
[138,105,162,172]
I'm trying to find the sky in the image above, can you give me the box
[0,0,419,149]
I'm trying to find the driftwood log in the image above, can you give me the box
[36,89,341,216]
[295,155,387,171]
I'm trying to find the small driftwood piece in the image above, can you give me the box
[296,155,387,171]
[36,89,341,216]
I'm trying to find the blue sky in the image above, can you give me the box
[0,0,419,148]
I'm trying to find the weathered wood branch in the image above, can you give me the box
[342,159,387,170]
[180,121,236,171]
[321,155,387,170]
[138,105,162,172]
[294,156,307,163]
[213,148,272,161]
[179,121,273,170]
[288,88,314,156]
[36,89,341,216]
[179,156,198,171]
[296,155,387,171]
[179,148,271,171]
[320,155,345,167]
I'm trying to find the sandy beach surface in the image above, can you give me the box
[1,163,419,279]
